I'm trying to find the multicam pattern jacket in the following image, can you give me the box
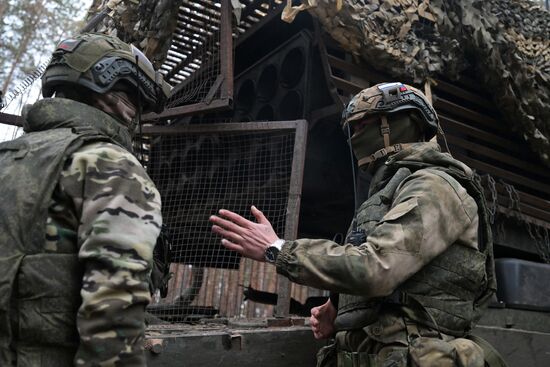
[0,98,161,366]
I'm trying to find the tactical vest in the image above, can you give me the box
[335,164,496,337]
[0,104,129,366]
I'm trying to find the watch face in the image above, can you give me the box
[265,246,279,263]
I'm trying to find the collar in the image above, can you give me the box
[22,98,133,151]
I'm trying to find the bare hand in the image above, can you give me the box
[310,299,337,339]
[209,206,279,262]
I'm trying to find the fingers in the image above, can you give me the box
[211,225,244,243]
[311,306,320,318]
[310,315,321,339]
[251,206,269,225]
[310,315,318,327]
[209,215,246,233]
[218,209,255,227]
[220,238,243,253]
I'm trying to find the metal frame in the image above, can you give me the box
[143,0,234,122]
[142,119,308,317]
[0,112,23,126]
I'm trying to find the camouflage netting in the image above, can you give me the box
[87,0,183,68]
[298,0,550,167]
[86,0,550,167]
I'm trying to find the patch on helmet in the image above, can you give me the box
[378,82,406,103]
[377,82,404,92]
[56,39,83,53]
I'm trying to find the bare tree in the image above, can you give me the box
[0,0,86,98]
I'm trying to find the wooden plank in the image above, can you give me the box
[446,135,550,178]
[495,183,550,214]
[236,2,286,46]
[454,153,550,196]
[177,14,217,32]
[434,97,505,134]
[495,193,550,223]
[142,98,231,121]
[276,119,308,317]
[495,205,550,230]
[145,327,326,367]
[326,54,383,84]
[434,79,493,109]
[181,6,220,25]
[193,0,221,14]
[440,115,525,155]
[330,75,363,95]
[174,26,209,44]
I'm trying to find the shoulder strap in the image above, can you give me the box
[467,334,509,367]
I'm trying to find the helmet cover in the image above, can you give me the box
[42,33,171,113]
[342,82,438,140]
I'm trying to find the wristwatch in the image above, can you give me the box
[264,239,285,263]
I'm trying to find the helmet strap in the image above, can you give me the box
[380,115,391,148]
[358,143,412,169]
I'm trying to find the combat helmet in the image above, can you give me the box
[342,82,439,168]
[42,33,171,113]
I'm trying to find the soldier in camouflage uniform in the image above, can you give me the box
[0,33,170,366]
[210,83,501,366]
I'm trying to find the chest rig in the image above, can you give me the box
[334,164,495,337]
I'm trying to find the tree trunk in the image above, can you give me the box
[0,2,8,19]
[2,27,34,94]
[2,0,44,95]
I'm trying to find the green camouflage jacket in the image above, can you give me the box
[276,142,494,366]
[276,142,482,297]
[0,98,161,366]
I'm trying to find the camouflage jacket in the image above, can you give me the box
[276,142,494,335]
[276,142,482,294]
[0,98,161,366]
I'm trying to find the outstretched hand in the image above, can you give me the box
[310,299,337,339]
[209,206,279,262]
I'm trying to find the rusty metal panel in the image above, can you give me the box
[146,324,324,367]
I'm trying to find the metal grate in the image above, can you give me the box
[159,0,285,87]
[164,0,224,107]
[143,120,307,322]
[145,0,234,121]
[145,0,287,121]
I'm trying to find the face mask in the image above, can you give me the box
[91,91,137,127]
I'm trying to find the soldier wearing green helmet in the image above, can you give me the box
[0,33,170,366]
[210,83,503,366]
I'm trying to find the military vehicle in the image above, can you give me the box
[1,1,549,366]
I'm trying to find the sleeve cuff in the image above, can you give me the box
[274,240,293,276]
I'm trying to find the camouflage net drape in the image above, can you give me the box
[87,0,183,68]
[88,0,550,167]
[305,0,550,167]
